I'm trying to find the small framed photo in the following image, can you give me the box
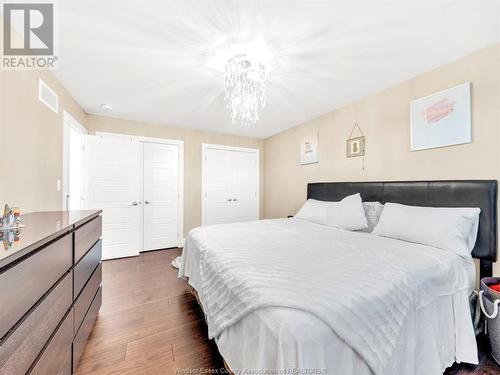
[347,136,365,158]
[300,132,319,165]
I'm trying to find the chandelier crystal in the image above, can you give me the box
[224,54,266,127]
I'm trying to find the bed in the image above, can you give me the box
[179,180,497,375]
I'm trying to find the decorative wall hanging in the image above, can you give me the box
[347,123,365,171]
[410,82,471,151]
[300,132,319,165]
[347,123,365,158]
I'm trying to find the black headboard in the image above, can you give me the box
[307,180,497,277]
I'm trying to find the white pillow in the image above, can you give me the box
[295,199,329,225]
[326,193,368,231]
[372,203,481,257]
[362,201,385,232]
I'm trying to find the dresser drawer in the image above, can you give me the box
[73,287,102,372]
[28,308,73,375]
[74,262,102,335]
[0,234,72,339]
[74,215,102,264]
[74,239,102,298]
[0,271,72,375]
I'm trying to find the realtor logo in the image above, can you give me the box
[2,3,57,69]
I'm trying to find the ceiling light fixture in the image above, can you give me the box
[224,54,266,127]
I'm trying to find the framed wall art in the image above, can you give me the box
[299,132,319,165]
[347,136,365,158]
[410,82,471,151]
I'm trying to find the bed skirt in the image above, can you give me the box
[190,288,234,375]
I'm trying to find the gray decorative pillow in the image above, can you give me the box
[362,201,384,232]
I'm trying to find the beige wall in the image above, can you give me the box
[0,69,86,213]
[264,43,500,273]
[85,115,264,234]
[0,63,263,237]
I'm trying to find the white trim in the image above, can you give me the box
[95,131,184,147]
[202,143,259,154]
[62,111,87,210]
[201,143,260,226]
[38,79,59,113]
[95,131,184,247]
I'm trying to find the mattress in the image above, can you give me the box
[179,218,477,375]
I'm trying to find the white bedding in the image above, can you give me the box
[179,218,478,375]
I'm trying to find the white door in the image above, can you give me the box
[143,142,180,251]
[203,145,259,225]
[230,150,259,222]
[85,135,141,260]
[204,148,234,225]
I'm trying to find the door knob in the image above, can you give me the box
[131,201,139,206]
[233,198,238,201]
[228,198,232,202]
[145,200,151,205]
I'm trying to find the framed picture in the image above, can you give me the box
[347,136,365,158]
[410,82,471,151]
[300,132,319,165]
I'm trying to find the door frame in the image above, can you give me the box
[201,143,260,226]
[96,132,184,247]
[62,111,88,210]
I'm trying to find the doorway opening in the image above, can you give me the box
[62,111,87,211]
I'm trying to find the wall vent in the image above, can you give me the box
[38,79,59,113]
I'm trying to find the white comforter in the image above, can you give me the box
[179,218,477,375]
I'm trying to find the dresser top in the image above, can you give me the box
[0,210,102,270]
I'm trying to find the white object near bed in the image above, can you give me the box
[372,203,480,257]
[179,218,477,375]
[295,193,367,231]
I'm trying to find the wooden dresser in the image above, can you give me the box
[0,210,103,375]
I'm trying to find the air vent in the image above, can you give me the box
[38,79,59,113]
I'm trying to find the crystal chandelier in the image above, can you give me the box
[224,54,266,127]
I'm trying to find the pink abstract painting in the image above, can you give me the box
[410,82,471,151]
[421,98,456,124]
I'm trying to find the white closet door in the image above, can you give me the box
[230,150,259,222]
[143,142,180,251]
[204,148,233,225]
[85,135,141,260]
[203,145,259,225]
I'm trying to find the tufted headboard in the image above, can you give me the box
[307,180,498,278]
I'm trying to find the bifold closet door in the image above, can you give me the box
[204,148,233,225]
[230,150,259,222]
[203,146,259,225]
[85,135,141,260]
[143,143,180,251]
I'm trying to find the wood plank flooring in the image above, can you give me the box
[76,248,500,375]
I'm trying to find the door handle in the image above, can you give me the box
[227,198,232,202]
[131,201,139,206]
[145,200,151,205]
[233,198,238,201]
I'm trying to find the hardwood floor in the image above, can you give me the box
[76,249,500,375]
[75,248,224,375]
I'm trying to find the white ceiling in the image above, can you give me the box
[54,0,500,138]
